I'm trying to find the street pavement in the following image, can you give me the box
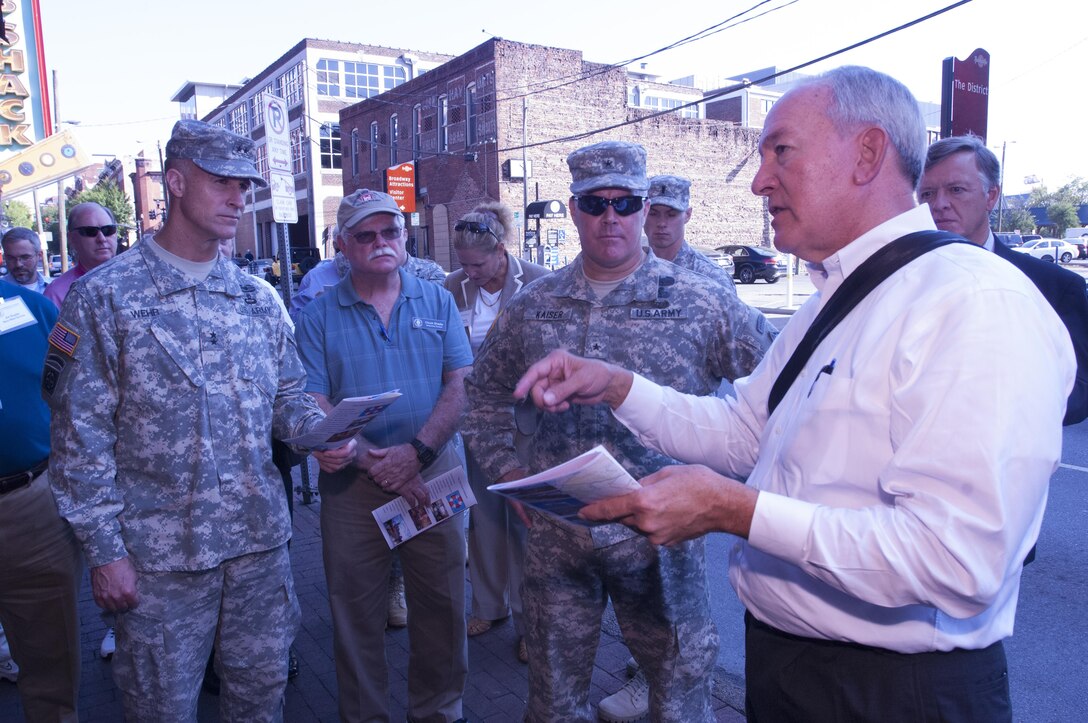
[0,480,746,722]
[3,262,1085,721]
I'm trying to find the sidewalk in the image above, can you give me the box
[0,492,746,722]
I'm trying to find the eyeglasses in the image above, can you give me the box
[574,195,646,217]
[454,221,498,239]
[349,227,403,245]
[73,225,118,238]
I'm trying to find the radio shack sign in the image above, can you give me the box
[941,48,990,141]
[0,0,51,154]
[385,163,416,213]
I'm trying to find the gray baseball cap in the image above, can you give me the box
[337,189,402,230]
[165,119,266,187]
[567,141,649,195]
[647,175,691,211]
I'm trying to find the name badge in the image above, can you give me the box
[0,295,36,335]
[631,307,688,320]
[412,317,447,331]
[460,308,472,328]
[528,308,573,321]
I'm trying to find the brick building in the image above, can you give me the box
[339,39,769,271]
[182,39,452,259]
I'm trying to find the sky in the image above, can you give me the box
[37,0,1088,197]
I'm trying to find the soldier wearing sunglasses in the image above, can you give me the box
[43,202,119,309]
[463,140,776,723]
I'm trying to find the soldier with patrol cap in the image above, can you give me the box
[462,140,776,722]
[645,174,736,291]
[45,119,355,722]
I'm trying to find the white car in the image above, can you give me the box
[1012,238,1078,263]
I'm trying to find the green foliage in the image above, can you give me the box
[1028,176,1088,207]
[1046,199,1080,238]
[2,199,33,229]
[1002,208,1037,235]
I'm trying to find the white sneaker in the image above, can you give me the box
[0,658,17,683]
[597,669,649,723]
[387,577,407,628]
[100,627,116,659]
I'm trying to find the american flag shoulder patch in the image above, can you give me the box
[48,323,80,356]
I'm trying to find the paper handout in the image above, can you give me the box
[486,445,640,525]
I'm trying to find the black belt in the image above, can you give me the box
[0,458,48,495]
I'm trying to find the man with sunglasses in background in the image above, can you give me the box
[463,141,776,723]
[296,188,472,723]
[44,203,119,310]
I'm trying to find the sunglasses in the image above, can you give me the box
[73,225,118,238]
[574,195,646,217]
[454,221,498,238]
[349,227,403,245]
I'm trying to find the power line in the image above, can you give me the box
[497,0,973,153]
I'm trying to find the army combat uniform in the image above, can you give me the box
[45,241,324,721]
[463,251,776,722]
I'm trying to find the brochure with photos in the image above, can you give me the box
[285,391,401,451]
[372,466,476,549]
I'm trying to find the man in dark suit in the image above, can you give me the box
[920,135,1088,425]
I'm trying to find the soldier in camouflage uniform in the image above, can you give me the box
[462,141,776,723]
[644,174,737,291]
[44,119,355,723]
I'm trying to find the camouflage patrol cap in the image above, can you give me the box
[567,141,649,195]
[165,119,267,187]
[337,189,402,230]
[648,175,691,211]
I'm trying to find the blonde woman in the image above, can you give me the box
[445,202,548,663]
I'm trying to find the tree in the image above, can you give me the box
[2,199,33,229]
[1046,199,1080,238]
[1002,208,1037,235]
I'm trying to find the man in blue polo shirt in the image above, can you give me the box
[296,189,473,723]
[0,278,82,720]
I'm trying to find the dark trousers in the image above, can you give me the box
[744,611,1012,723]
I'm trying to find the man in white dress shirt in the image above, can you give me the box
[512,66,1073,722]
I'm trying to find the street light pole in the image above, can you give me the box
[998,141,1007,233]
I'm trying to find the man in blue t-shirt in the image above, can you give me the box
[296,189,473,723]
[0,279,82,720]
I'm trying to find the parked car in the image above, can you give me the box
[1012,238,1078,264]
[715,244,787,283]
[1021,234,1042,244]
[702,251,735,273]
[994,232,1024,248]
[49,254,64,275]
[1063,233,1088,259]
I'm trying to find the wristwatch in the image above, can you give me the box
[410,438,438,468]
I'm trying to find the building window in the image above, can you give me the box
[466,83,477,146]
[290,126,306,175]
[252,84,274,127]
[370,121,379,171]
[389,114,398,166]
[412,104,422,162]
[317,59,340,97]
[341,62,408,100]
[760,98,775,114]
[229,103,249,136]
[320,123,341,170]
[279,63,304,107]
[383,65,406,92]
[438,95,448,153]
[351,128,360,176]
[255,144,270,184]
